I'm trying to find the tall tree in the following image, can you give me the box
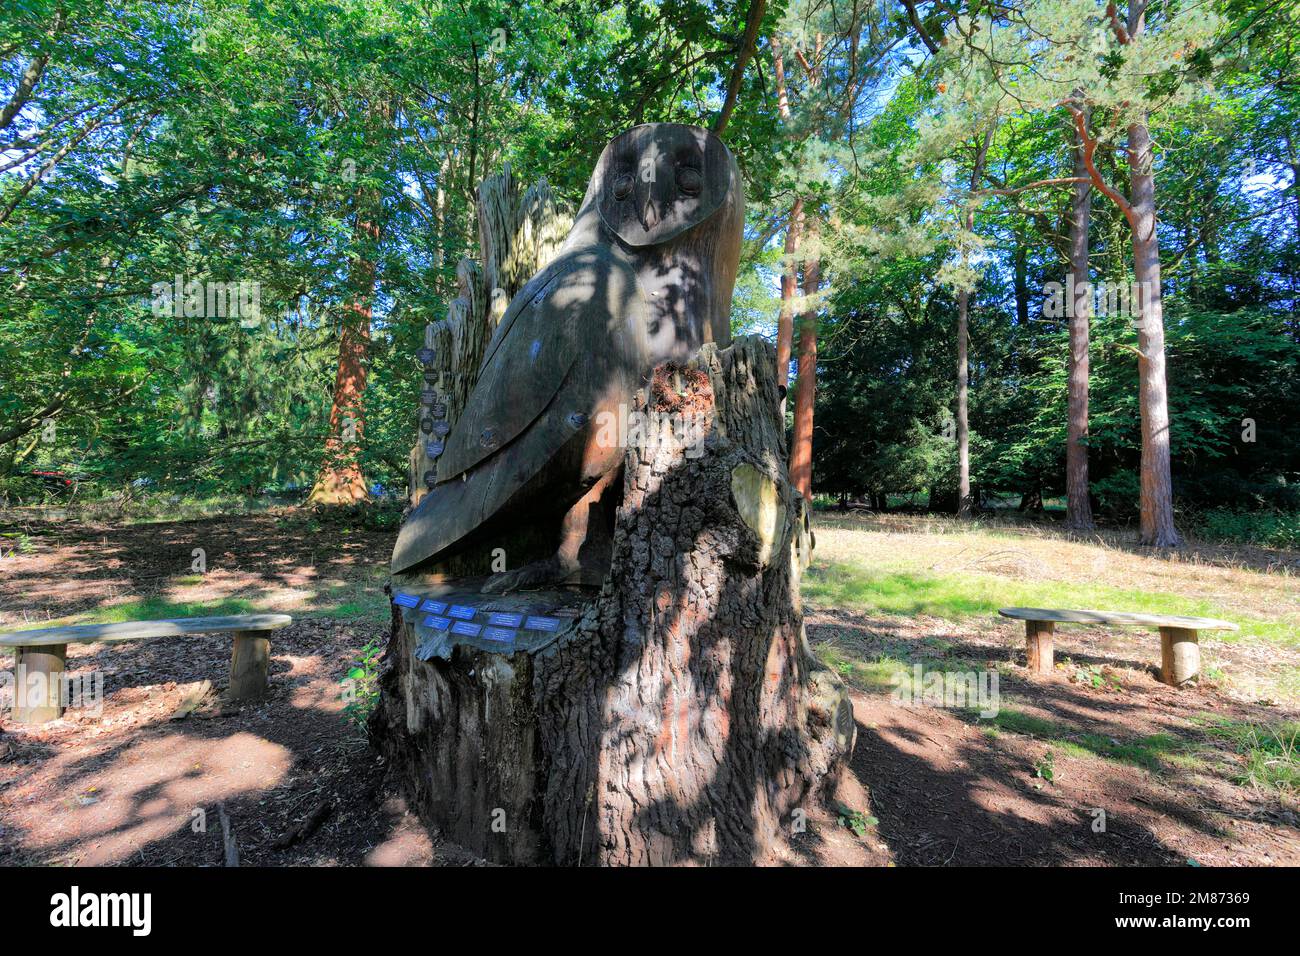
[1066,102,1096,531]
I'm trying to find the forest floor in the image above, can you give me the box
[0,507,1296,866]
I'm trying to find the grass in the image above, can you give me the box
[805,561,1296,645]
[1197,717,1300,793]
[973,706,1204,773]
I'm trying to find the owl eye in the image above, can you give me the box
[677,166,702,196]
[612,173,634,200]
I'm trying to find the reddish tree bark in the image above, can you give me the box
[310,199,381,505]
[790,214,819,501]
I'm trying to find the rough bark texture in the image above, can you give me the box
[373,337,853,865]
[408,168,572,506]
[1066,104,1095,532]
[1127,2,1181,548]
[790,216,819,502]
[310,196,380,506]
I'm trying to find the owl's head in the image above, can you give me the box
[591,123,741,249]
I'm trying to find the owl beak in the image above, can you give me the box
[639,190,660,230]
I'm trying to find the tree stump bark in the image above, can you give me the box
[374,336,853,865]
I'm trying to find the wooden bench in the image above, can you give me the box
[998,607,1238,687]
[0,614,293,723]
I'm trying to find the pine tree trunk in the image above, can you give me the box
[776,197,803,406]
[1066,104,1095,531]
[373,337,854,865]
[310,199,380,506]
[1127,1,1181,548]
[956,287,972,517]
[790,215,818,502]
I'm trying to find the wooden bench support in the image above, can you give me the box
[1,614,291,724]
[1025,621,1054,675]
[228,631,271,701]
[1159,627,1200,687]
[12,643,67,724]
[999,608,1233,690]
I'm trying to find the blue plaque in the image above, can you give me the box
[448,605,476,620]
[393,592,420,609]
[420,599,448,613]
[488,612,523,628]
[524,615,561,632]
[423,615,451,630]
[483,627,517,643]
[450,621,481,637]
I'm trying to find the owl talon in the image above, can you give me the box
[482,556,566,594]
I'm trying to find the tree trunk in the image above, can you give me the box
[771,38,801,414]
[309,197,380,506]
[956,287,972,517]
[1066,104,1095,531]
[776,197,803,407]
[1127,0,1181,548]
[373,337,854,865]
[790,214,819,502]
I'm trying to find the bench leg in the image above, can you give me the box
[12,644,67,724]
[229,631,271,702]
[1159,627,1200,686]
[1025,621,1054,675]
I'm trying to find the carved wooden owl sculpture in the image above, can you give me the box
[392,123,744,581]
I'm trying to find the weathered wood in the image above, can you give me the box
[217,801,240,867]
[1025,621,1054,675]
[998,607,1236,631]
[11,642,66,723]
[0,613,293,647]
[408,167,573,507]
[1159,626,1201,686]
[999,606,1228,687]
[228,631,271,701]
[373,336,852,865]
[394,123,744,578]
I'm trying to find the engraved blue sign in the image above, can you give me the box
[483,627,517,643]
[448,605,476,620]
[423,615,451,630]
[420,599,448,613]
[488,612,523,628]
[393,592,420,609]
[450,621,481,637]
[524,615,561,632]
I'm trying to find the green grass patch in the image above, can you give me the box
[974,707,1202,773]
[1195,716,1300,793]
[804,560,1295,645]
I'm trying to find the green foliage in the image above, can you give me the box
[341,639,384,729]
[1191,509,1300,549]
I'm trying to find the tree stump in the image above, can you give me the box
[372,336,853,865]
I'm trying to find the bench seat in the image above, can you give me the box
[998,607,1238,687]
[1,613,293,723]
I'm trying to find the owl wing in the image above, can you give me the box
[391,243,649,574]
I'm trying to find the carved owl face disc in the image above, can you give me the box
[596,124,735,248]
